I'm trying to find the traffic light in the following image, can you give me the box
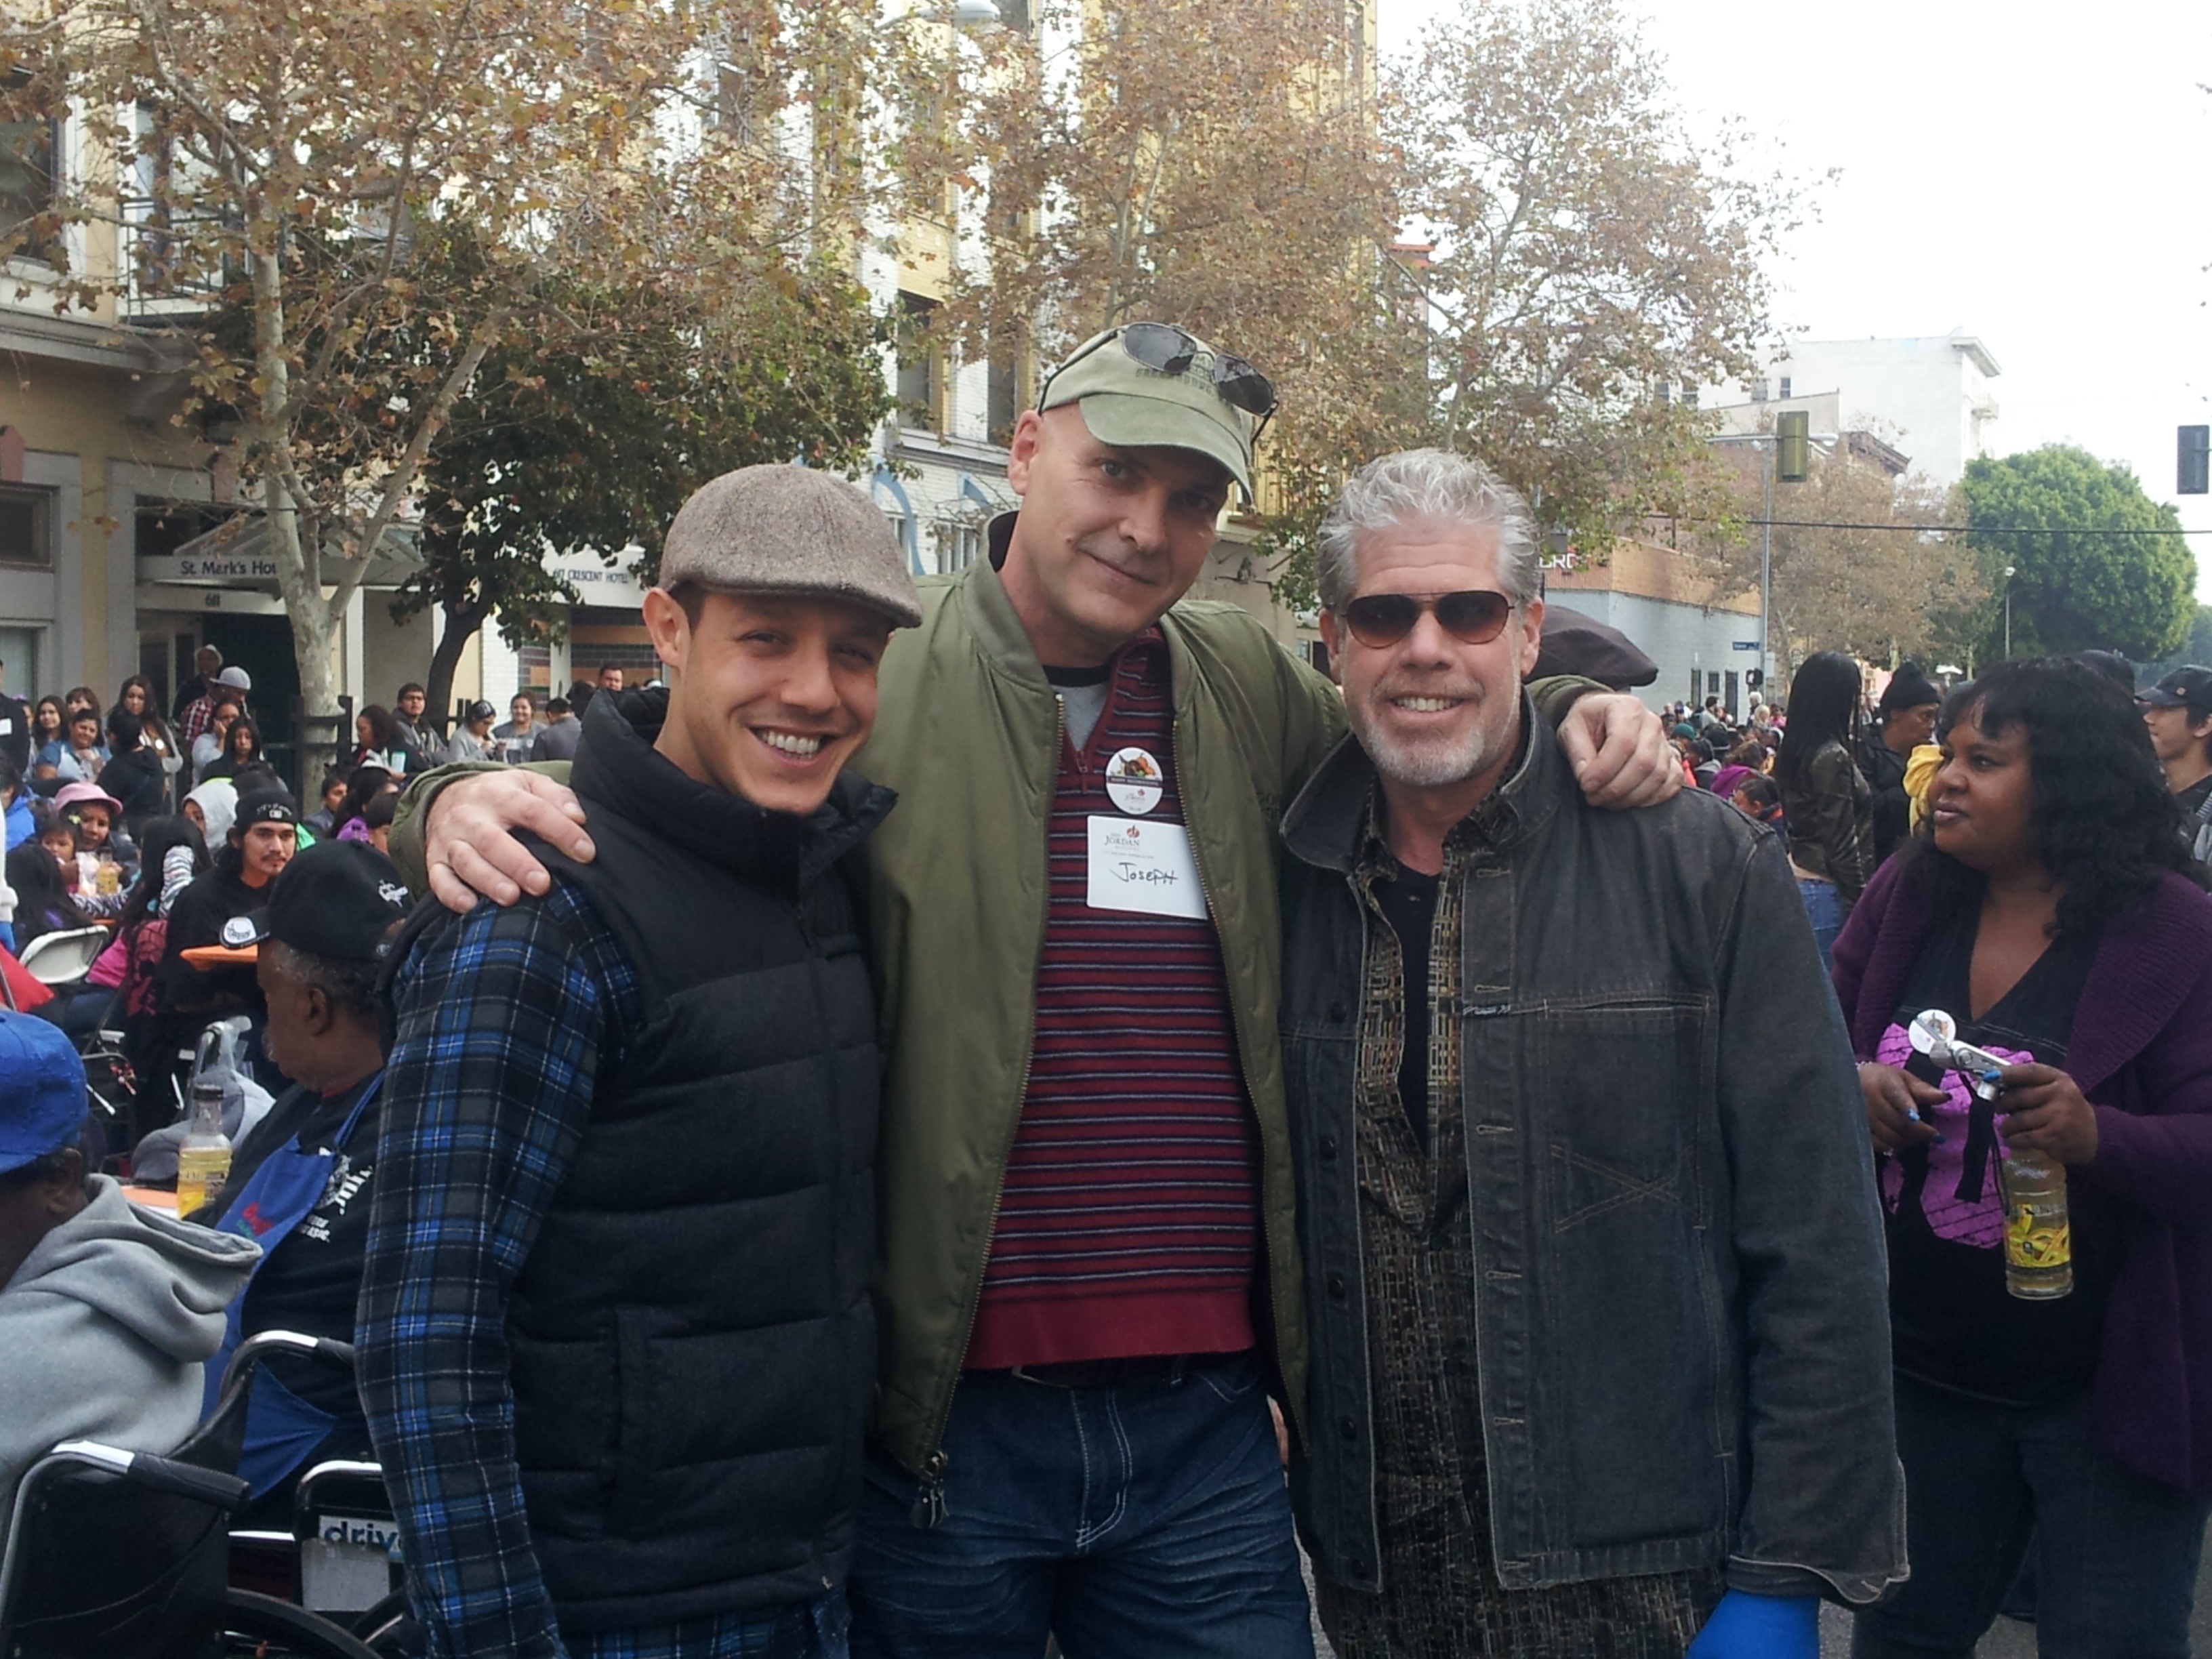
[1776,412,1810,483]
[2182,426,2210,495]
[1746,668,1764,691]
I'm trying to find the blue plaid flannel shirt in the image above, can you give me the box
[357,884,846,1659]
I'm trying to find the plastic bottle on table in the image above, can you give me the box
[173,1024,238,1218]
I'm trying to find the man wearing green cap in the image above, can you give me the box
[392,322,1679,1654]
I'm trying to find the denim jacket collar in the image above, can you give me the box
[1282,690,1555,876]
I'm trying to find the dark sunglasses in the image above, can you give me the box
[1049,322,1278,423]
[1339,590,1515,649]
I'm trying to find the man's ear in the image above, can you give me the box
[301,983,342,1038]
[1316,610,1346,686]
[1515,597,1545,678]
[642,588,690,679]
[1004,409,1044,497]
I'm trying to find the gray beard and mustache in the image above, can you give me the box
[1349,677,1521,788]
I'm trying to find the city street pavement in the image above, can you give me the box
[1303,1539,2212,1656]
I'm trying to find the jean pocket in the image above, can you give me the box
[1191,1351,1262,1405]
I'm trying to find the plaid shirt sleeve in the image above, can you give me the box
[356,882,641,1659]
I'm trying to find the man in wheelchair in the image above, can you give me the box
[0,1012,260,1553]
[193,841,407,1527]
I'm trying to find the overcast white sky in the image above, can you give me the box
[1380,0,2212,597]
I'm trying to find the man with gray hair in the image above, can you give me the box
[1277,448,1904,1658]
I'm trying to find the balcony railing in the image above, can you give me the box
[119,199,239,321]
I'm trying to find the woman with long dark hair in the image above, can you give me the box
[98,707,169,829]
[333,764,395,844]
[81,814,207,1051]
[201,714,264,782]
[1778,650,1876,967]
[1836,658,2212,1658]
[115,673,184,786]
[28,695,63,754]
[350,705,403,774]
[5,838,91,948]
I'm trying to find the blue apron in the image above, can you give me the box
[203,1076,380,1496]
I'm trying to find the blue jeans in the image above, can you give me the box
[1798,876,1843,972]
[1851,1376,2211,1659]
[848,1351,1313,1658]
[574,1588,848,1658]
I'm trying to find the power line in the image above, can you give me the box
[1721,518,2209,537]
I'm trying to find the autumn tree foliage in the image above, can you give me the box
[1694,436,1982,682]
[0,0,911,726]
[935,0,1804,605]
[1391,0,1806,556]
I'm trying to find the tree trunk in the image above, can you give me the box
[423,598,491,735]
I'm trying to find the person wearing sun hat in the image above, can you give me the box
[0,1011,259,1552]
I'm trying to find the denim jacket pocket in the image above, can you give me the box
[1525,998,1731,1551]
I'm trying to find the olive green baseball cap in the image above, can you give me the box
[1038,325,1265,493]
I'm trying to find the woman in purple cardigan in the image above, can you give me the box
[1833,657,2212,1658]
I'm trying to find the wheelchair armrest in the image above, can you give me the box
[46,1441,250,1511]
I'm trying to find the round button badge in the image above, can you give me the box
[1105,746,1165,815]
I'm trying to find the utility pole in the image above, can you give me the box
[1714,412,1812,697]
[2003,565,2016,658]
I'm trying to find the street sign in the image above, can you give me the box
[1731,640,1759,651]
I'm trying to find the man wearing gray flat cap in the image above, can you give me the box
[359,464,919,1659]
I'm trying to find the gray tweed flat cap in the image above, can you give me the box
[660,465,923,628]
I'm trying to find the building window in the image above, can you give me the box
[897,291,939,431]
[936,518,983,574]
[987,342,1020,447]
[1750,377,1769,403]
[0,486,52,568]
[0,73,60,261]
[1778,375,1793,400]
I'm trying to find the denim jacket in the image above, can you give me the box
[1277,709,1906,1605]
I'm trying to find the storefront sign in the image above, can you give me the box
[138,553,282,583]
[548,551,647,610]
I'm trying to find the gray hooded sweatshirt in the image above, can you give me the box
[0,1175,260,1551]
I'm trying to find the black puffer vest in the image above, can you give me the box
[508,691,891,1632]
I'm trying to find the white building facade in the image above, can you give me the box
[1695,331,2001,487]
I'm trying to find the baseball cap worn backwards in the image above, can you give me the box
[659,466,923,630]
[0,1011,87,1176]
[1039,323,1267,494]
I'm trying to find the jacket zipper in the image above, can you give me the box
[1174,708,1311,1458]
[911,694,1065,1528]
[1339,866,1386,1583]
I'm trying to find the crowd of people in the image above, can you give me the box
[0,661,640,1078]
[0,321,2207,1659]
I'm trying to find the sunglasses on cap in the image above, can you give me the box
[1338,590,1517,649]
[1050,323,1278,424]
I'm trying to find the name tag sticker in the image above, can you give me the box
[1086,815,1208,920]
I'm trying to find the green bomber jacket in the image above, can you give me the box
[391,552,1601,1486]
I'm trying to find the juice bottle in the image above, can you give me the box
[174,1076,232,1218]
[1999,1145,2072,1300]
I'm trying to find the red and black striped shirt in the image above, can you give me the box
[963,632,1262,1370]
